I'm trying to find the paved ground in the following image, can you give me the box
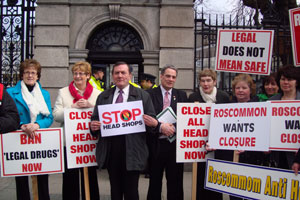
[0,169,229,200]
[0,170,192,200]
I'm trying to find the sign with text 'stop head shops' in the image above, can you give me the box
[289,7,300,67]
[0,128,64,177]
[215,29,274,75]
[98,100,145,137]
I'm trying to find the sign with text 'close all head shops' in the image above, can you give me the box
[289,7,300,67]
[215,29,274,75]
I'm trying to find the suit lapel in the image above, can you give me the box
[170,89,178,113]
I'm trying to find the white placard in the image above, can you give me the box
[270,100,300,151]
[64,108,98,169]
[215,29,274,75]
[205,159,300,200]
[209,102,271,151]
[0,128,64,177]
[177,103,213,163]
[98,101,145,137]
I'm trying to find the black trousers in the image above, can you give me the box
[147,139,184,200]
[62,148,100,200]
[196,162,222,200]
[107,135,140,200]
[15,174,49,200]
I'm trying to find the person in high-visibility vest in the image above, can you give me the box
[89,67,105,91]
[140,73,158,90]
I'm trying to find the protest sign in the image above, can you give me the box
[177,103,213,162]
[205,159,300,200]
[0,128,64,177]
[98,100,145,137]
[269,100,300,151]
[209,102,271,151]
[215,29,274,75]
[289,7,300,66]
[64,108,98,169]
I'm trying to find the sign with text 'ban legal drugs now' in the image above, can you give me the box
[289,7,300,66]
[269,100,300,152]
[98,101,145,137]
[205,159,300,200]
[177,103,213,163]
[209,102,271,151]
[0,128,64,177]
[64,108,98,169]
[215,29,274,75]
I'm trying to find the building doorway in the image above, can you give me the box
[86,21,144,87]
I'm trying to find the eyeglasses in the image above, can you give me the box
[73,72,86,77]
[24,71,37,76]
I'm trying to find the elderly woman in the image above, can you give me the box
[53,61,101,200]
[269,65,300,170]
[257,72,279,102]
[7,59,53,200]
[189,69,230,200]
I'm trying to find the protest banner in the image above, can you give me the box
[205,159,300,200]
[97,100,145,137]
[177,103,213,162]
[289,7,300,67]
[209,102,271,151]
[64,108,98,169]
[215,29,274,75]
[0,128,64,177]
[269,100,300,151]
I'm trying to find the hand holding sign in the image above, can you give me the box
[90,121,101,131]
[21,123,40,139]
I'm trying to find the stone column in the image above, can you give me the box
[34,0,70,103]
[159,0,194,92]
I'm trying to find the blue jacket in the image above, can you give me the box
[7,81,53,128]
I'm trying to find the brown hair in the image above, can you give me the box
[72,61,92,79]
[19,59,42,80]
[198,69,217,81]
[276,65,300,91]
[112,61,131,74]
[232,74,256,96]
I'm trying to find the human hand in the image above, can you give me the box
[205,142,216,151]
[143,114,158,127]
[292,162,300,175]
[90,120,101,131]
[21,123,39,139]
[72,99,92,108]
[237,150,245,154]
[161,123,175,137]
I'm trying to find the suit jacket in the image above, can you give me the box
[147,86,188,156]
[91,85,156,171]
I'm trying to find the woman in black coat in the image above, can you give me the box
[189,69,230,200]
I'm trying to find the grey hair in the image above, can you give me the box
[161,64,178,75]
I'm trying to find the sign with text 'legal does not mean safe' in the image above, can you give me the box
[269,100,300,151]
[64,108,98,169]
[209,102,271,151]
[177,103,213,163]
[98,101,145,137]
[0,128,64,177]
[215,29,274,75]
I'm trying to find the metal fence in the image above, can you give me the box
[0,0,35,87]
[194,8,293,94]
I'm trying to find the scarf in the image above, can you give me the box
[199,86,217,103]
[21,80,50,123]
[69,81,93,103]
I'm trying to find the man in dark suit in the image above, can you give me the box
[90,61,156,200]
[143,64,188,200]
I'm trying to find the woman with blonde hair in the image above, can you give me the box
[53,61,101,200]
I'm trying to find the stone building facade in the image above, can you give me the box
[34,0,194,103]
